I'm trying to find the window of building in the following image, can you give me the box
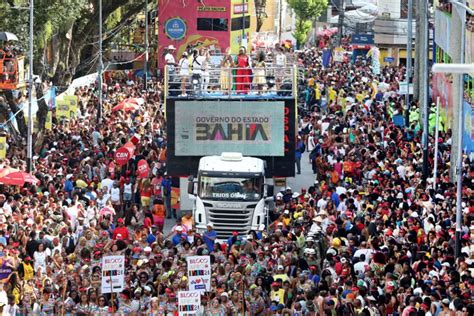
[231,16,250,31]
[197,18,228,31]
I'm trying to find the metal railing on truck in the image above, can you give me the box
[164,64,298,99]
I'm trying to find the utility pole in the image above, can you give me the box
[337,0,345,46]
[450,0,467,185]
[241,0,246,46]
[451,0,467,257]
[278,0,282,43]
[26,0,34,173]
[144,0,149,90]
[414,0,421,101]
[98,0,103,123]
[405,0,413,127]
[420,0,429,181]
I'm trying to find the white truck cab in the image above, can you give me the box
[187,152,273,239]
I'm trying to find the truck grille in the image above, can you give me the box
[208,208,253,239]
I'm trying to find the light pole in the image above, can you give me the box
[144,0,149,90]
[405,0,413,127]
[26,0,34,173]
[97,0,103,123]
[431,60,474,256]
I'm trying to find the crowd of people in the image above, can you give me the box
[0,40,470,316]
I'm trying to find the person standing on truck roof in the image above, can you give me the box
[200,48,211,93]
[177,51,189,97]
[164,45,176,81]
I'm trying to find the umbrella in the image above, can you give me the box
[112,99,140,112]
[0,32,19,42]
[0,167,19,178]
[0,171,39,186]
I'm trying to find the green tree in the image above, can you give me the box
[288,0,328,48]
[0,0,145,86]
[0,0,146,135]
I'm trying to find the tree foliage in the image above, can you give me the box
[0,0,145,86]
[288,0,328,47]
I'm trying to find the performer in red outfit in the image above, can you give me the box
[234,46,251,94]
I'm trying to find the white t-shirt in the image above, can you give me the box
[178,58,190,76]
[354,261,368,275]
[165,53,175,65]
[101,178,114,194]
[123,183,133,195]
[111,187,121,203]
[192,55,206,74]
[275,53,286,66]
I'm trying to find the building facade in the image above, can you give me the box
[157,0,255,65]
[433,0,474,154]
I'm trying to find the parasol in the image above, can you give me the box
[0,171,39,186]
[0,32,19,42]
[112,98,140,112]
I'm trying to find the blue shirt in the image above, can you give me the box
[295,141,304,159]
[172,233,186,246]
[64,180,74,194]
[162,178,172,196]
[331,192,340,207]
[203,230,217,251]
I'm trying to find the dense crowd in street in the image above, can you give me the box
[0,41,471,316]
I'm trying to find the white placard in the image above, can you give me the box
[178,291,201,316]
[333,47,345,62]
[186,256,211,292]
[101,255,125,294]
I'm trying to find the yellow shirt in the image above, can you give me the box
[270,288,285,304]
[273,273,289,283]
[315,87,321,100]
[355,93,365,103]
[329,88,337,102]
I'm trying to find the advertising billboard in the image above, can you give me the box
[174,100,284,156]
[166,98,296,177]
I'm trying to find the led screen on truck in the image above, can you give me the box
[166,98,296,177]
[174,100,285,156]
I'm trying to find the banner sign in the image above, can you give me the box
[178,291,201,315]
[351,34,374,45]
[56,96,77,119]
[137,159,150,178]
[435,10,451,56]
[233,3,248,14]
[101,255,125,294]
[114,142,135,166]
[45,111,52,130]
[198,6,226,12]
[0,137,6,159]
[174,101,284,156]
[186,256,211,292]
[333,47,345,62]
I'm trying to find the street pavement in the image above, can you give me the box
[162,152,315,234]
[286,151,315,194]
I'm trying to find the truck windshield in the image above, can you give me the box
[199,176,262,201]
